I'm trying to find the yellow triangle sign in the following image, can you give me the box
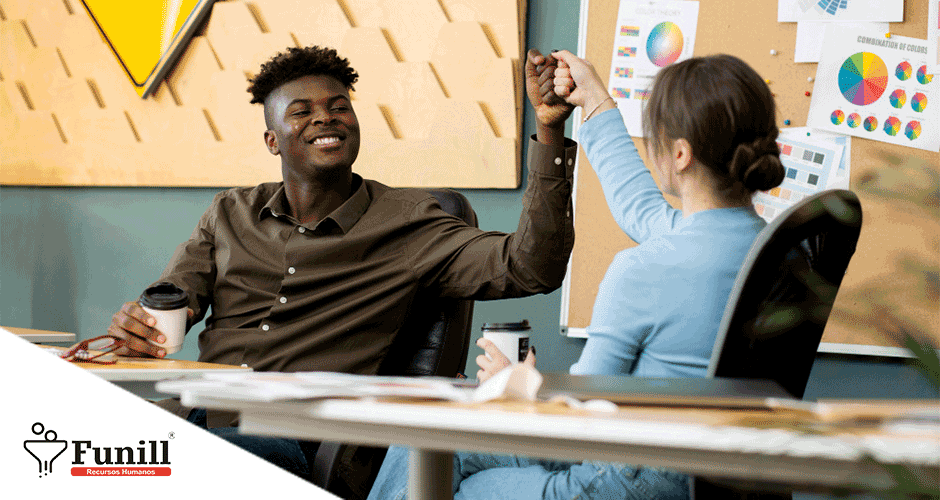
[81,0,215,98]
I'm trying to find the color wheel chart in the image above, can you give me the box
[808,26,939,152]
[606,0,699,137]
[752,134,843,222]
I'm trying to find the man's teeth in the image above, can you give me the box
[313,136,340,145]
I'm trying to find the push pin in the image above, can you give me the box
[771,92,776,97]
[807,76,814,82]
[770,49,778,56]
[885,32,891,38]
[805,91,811,96]
[784,119,791,125]
[765,78,772,84]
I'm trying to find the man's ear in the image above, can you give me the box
[264,130,279,156]
[672,138,693,173]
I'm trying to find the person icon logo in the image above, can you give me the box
[24,422,68,478]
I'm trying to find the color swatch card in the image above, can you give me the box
[807,25,939,152]
[778,0,903,22]
[606,0,699,137]
[752,133,844,222]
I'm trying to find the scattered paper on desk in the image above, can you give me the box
[157,371,478,403]
[778,0,903,22]
[807,25,939,152]
[753,131,845,221]
[795,22,888,63]
[606,0,699,137]
[471,364,543,403]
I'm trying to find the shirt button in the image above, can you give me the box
[288,267,296,274]
[297,226,306,233]
[279,297,287,304]
[261,324,270,331]
[554,157,562,165]
[567,158,573,166]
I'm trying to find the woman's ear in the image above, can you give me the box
[672,138,693,173]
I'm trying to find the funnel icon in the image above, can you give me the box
[24,422,67,478]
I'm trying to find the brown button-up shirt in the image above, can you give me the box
[155,136,576,423]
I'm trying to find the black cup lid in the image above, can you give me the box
[482,320,530,331]
[139,282,189,310]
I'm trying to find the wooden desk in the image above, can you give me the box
[5,325,251,398]
[167,389,940,500]
[74,356,251,399]
[3,325,76,344]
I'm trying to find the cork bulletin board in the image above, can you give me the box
[560,0,939,356]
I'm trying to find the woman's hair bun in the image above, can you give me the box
[728,136,785,192]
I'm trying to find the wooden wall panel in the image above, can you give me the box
[0,0,527,188]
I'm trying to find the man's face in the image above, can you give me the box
[263,75,360,176]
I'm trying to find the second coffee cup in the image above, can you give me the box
[482,320,531,363]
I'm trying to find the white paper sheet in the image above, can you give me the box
[781,127,852,189]
[807,25,940,152]
[752,131,845,222]
[795,21,888,63]
[778,0,903,22]
[929,0,940,71]
[605,0,699,137]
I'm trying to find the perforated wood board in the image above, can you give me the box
[0,0,526,188]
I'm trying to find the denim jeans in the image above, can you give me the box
[367,445,689,500]
[185,408,315,479]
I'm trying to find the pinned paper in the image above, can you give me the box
[794,21,888,63]
[807,25,939,152]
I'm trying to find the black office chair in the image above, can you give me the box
[310,188,478,499]
[691,189,864,499]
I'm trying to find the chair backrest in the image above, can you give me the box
[706,189,863,399]
[312,189,478,498]
[376,188,477,377]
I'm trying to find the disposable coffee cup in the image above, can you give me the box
[482,320,531,363]
[138,282,189,355]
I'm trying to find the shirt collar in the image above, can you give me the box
[259,175,371,234]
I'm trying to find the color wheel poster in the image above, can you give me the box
[807,25,940,152]
[778,0,903,22]
[606,0,699,137]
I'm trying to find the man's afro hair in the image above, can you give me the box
[247,46,359,104]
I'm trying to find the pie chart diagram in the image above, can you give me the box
[895,61,912,81]
[883,116,901,136]
[847,112,861,128]
[889,89,906,108]
[911,92,927,113]
[917,65,933,85]
[905,120,921,140]
[863,116,878,132]
[646,22,683,67]
[831,110,845,125]
[838,52,888,106]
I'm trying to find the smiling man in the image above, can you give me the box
[107,45,577,486]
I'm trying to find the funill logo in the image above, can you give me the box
[24,423,173,477]
[24,422,67,478]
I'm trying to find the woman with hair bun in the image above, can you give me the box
[367,51,784,500]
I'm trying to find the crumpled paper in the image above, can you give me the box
[470,365,618,413]
[471,363,543,403]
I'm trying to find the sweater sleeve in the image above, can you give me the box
[578,108,681,243]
